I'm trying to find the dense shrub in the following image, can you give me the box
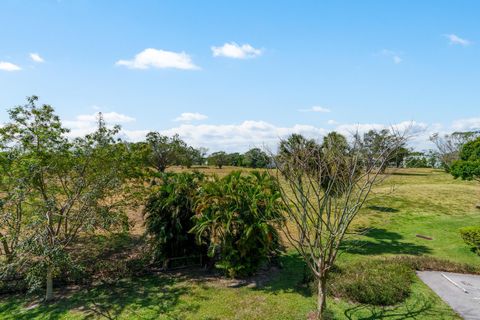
[192,171,284,277]
[459,226,480,255]
[144,172,206,261]
[328,259,414,306]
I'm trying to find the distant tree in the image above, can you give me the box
[430,131,480,171]
[208,151,228,169]
[227,152,244,167]
[450,137,480,181]
[0,97,134,301]
[145,132,186,172]
[321,131,348,153]
[391,147,410,168]
[242,148,270,168]
[272,130,408,319]
[360,129,406,172]
[277,134,321,175]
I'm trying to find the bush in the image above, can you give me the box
[192,171,284,277]
[329,259,414,306]
[459,226,480,255]
[144,172,206,262]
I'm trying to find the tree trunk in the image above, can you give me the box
[45,266,53,302]
[316,275,327,319]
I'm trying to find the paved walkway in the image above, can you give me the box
[418,271,480,320]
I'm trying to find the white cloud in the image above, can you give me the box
[161,120,327,153]
[76,112,135,123]
[300,106,331,113]
[393,56,402,64]
[452,117,480,131]
[116,48,199,70]
[64,111,136,138]
[445,34,471,46]
[327,120,338,125]
[379,49,403,64]
[211,42,262,59]
[174,112,208,122]
[0,61,21,71]
[29,53,45,63]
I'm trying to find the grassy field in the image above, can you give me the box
[1,167,479,319]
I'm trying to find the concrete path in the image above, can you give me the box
[418,271,480,320]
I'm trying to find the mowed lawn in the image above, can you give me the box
[1,168,479,319]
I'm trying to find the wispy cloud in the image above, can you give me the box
[116,48,199,70]
[452,117,480,131]
[0,61,21,71]
[174,112,208,122]
[444,34,471,46]
[300,106,331,113]
[211,42,262,59]
[29,53,45,63]
[379,49,403,64]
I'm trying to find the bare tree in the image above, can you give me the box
[271,130,408,319]
[430,131,480,171]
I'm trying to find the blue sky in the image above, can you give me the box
[1,0,479,152]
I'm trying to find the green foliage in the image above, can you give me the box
[459,226,480,255]
[192,171,284,277]
[242,148,270,168]
[451,137,480,181]
[208,151,228,169]
[145,132,203,172]
[0,96,136,299]
[329,259,414,306]
[144,172,206,261]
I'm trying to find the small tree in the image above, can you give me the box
[272,129,407,319]
[243,148,270,168]
[0,97,134,301]
[430,131,480,171]
[145,132,186,172]
[450,137,480,182]
[208,151,228,169]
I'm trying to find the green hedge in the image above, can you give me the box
[460,226,480,255]
[328,259,414,306]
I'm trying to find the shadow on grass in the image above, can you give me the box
[1,275,197,320]
[256,253,312,297]
[341,228,431,256]
[367,206,399,213]
[343,297,453,320]
[390,172,429,177]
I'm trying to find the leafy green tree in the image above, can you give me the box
[145,132,186,172]
[430,131,480,171]
[208,151,228,169]
[227,152,244,167]
[192,171,283,277]
[0,97,134,301]
[360,129,406,172]
[242,148,270,168]
[277,134,321,175]
[450,137,480,181]
[144,172,206,261]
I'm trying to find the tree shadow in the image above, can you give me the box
[390,172,428,177]
[367,206,399,213]
[255,253,312,297]
[343,296,454,320]
[341,228,431,256]
[3,274,198,320]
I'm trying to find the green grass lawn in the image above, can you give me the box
[1,168,479,319]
